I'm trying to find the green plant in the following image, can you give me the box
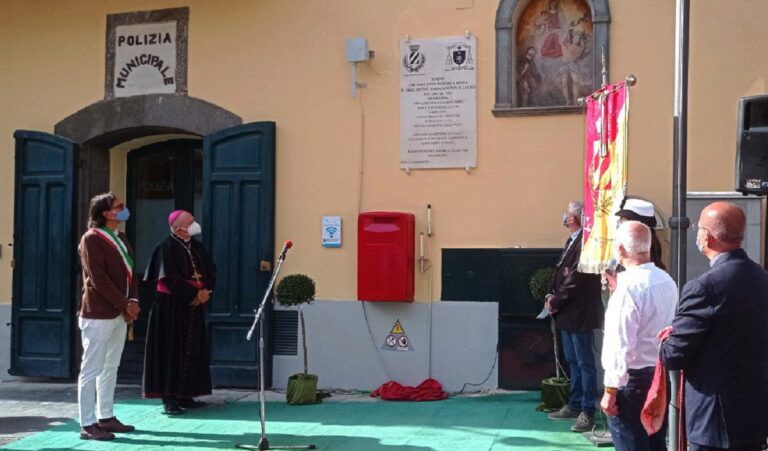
[275,274,316,375]
[529,267,555,302]
[275,274,316,307]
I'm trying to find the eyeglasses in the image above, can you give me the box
[691,222,709,233]
[110,203,124,211]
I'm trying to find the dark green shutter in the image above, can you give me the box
[11,131,78,378]
[203,122,276,387]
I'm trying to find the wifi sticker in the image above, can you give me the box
[322,216,342,248]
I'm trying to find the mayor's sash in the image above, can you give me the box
[91,227,134,294]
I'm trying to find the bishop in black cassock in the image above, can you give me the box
[142,210,217,415]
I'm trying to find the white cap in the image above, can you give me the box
[616,198,657,228]
[622,198,655,218]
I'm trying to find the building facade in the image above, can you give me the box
[1,0,766,391]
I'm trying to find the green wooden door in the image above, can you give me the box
[10,131,78,378]
[203,122,276,387]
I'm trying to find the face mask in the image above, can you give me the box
[115,207,130,222]
[696,234,706,255]
[187,221,202,236]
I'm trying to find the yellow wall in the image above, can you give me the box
[1,0,766,304]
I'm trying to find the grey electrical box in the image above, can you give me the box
[346,37,370,63]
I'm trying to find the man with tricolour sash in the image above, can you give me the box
[77,192,140,441]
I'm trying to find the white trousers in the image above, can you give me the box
[77,315,127,426]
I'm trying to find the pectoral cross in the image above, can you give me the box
[192,271,202,282]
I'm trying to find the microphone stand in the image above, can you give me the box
[236,243,315,451]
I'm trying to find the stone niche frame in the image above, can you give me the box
[493,0,610,117]
[105,7,189,99]
[54,94,242,238]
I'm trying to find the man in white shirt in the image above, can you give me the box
[600,221,678,451]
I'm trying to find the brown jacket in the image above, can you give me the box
[78,228,139,319]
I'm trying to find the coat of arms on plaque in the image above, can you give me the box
[402,44,426,73]
[446,42,474,70]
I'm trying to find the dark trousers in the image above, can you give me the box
[561,329,597,415]
[607,367,666,451]
[689,442,765,451]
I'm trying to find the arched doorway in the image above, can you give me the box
[118,138,204,381]
[53,94,241,235]
[11,94,277,388]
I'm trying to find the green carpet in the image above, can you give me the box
[1,392,602,450]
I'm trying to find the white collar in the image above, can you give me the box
[570,228,582,242]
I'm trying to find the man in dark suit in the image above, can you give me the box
[546,200,604,432]
[661,201,768,451]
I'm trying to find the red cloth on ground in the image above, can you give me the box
[641,357,667,434]
[370,379,448,401]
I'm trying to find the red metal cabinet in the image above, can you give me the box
[357,212,415,302]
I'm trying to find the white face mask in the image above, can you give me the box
[187,221,202,236]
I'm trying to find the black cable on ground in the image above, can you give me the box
[454,342,499,395]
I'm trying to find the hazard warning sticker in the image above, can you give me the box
[382,319,414,352]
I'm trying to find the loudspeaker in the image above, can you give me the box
[736,95,768,195]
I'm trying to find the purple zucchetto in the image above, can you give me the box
[168,210,189,227]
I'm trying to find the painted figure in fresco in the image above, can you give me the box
[518,46,542,107]
[534,10,550,35]
[544,0,563,29]
[540,1,564,58]
[559,28,589,105]
[516,0,594,108]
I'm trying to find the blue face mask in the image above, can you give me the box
[115,207,130,222]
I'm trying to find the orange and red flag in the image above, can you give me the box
[579,82,629,274]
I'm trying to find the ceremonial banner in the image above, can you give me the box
[579,82,629,274]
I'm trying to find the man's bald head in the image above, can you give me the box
[615,220,652,263]
[699,202,745,249]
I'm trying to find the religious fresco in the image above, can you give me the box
[516,0,594,107]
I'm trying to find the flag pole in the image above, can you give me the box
[601,47,608,88]
[577,46,636,106]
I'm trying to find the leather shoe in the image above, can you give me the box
[98,416,135,433]
[163,397,183,415]
[178,398,207,409]
[80,423,115,441]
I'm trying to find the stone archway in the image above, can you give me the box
[53,93,242,233]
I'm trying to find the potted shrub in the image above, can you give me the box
[529,267,555,305]
[529,267,570,411]
[275,273,318,405]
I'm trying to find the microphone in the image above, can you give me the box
[602,258,619,291]
[278,240,293,260]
